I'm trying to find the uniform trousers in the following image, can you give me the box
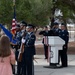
[22,55,34,75]
[17,61,23,75]
[59,45,68,67]
[44,44,48,59]
[15,49,23,75]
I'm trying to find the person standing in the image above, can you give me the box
[17,21,27,75]
[21,24,36,75]
[52,22,61,36]
[59,23,69,67]
[51,22,62,65]
[14,24,22,75]
[20,21,27,37]
[0,35,15,75]
[39,26,49,59]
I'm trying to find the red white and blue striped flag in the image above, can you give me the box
[11,18,16,34]
[11,0,16,34]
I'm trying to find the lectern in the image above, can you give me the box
[44,36,65,68]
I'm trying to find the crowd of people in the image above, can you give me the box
[0,21,69,75]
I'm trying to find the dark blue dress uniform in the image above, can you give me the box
[59,29,69,67]
[22,32,36,75]
[14,25,23,75]
[52,22,61,36]
[17,22,27,75]
[15,31,22,54]
[52,28,61,36]
[39,30,49,59]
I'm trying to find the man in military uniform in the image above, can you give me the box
[52,22,61,36]
[51,22,62,66]
[20,21,27,37]
[14,24,22,75]
[17,21,27,75]
[39,26,58,59]
[59,23,69,67]
[39,26,49,59]
[21,24,36,75]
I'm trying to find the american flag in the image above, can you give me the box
[11,18,16,34]
[11,0,16,35]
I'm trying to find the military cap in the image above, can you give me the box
[20,21,27,26]
[53,22,59,25]
[61,23,65,25]
[27,24,35,29]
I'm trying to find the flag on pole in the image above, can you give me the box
[11,0,16,35]
[11,18,16,34]
[13,0,16,19]
[0,24,17,44]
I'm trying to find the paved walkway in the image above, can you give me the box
[34,55,75,75]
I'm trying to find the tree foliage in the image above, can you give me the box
[0,0,13,24]
[0,0,53,27]
[56,0,75,22]
[0,0,75,27]
[16,0,52,26]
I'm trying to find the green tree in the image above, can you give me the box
[16,0,52,26]
[0,0,75,28]
[0,0,13,23]
[55,0,75,24]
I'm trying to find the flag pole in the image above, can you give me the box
[13,0,16,19]
[11,0,16,35]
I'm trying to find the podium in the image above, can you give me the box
[44,36,65,68]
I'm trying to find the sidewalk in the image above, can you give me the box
[34,55,75,75]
